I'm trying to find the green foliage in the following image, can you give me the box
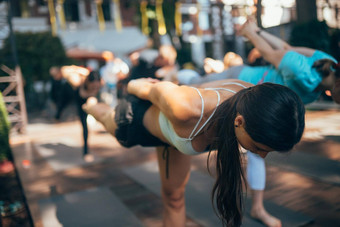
[162,1,176,36]
[329,29,340,61]
[0,32,72,89]
[176,41,192,66]
[289,20,331,53]
[0,92,11,162]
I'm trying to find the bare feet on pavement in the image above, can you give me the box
[83,154,95,163]
[251,207,282,227]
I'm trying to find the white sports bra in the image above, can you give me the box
[158,82,247,155]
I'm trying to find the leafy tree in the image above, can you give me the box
[0,92,11,162]
[289,20,331,53]
[0,32,72,89]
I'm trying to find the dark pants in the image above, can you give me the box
[75,89,88,156]
[52,80,74,120]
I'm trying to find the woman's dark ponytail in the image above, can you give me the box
[207,90,248,227]
[211,134,245,227]
[206,83,305,226]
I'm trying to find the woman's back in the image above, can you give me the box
[142,80,252,153]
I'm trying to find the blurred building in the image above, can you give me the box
[178,0,297,65]
[1,0,339,65]
[2,0,148,59]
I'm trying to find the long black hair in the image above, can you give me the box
[312,59,336,78]
[313,59,340,103]
[84,70,101,90]
[207,83,305,226]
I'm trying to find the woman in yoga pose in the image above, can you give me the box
[83,77,305,227]
[57,66,102,161]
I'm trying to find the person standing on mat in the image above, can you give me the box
[49,66,75,120]
[82,77,305,227]
[61,66,103,162]
[177,18,340,227]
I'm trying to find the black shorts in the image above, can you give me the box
[114,95,167,148]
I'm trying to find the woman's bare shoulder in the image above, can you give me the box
[163,85,203,122]
[197,79,253,89]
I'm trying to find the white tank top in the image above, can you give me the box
[158,82,247,155]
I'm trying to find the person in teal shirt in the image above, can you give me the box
[238,49,337,104]
[178,19,340,227]
[179,21,339,105]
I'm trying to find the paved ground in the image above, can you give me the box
[9,102,340,227]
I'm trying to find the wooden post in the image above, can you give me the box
[15,66,27,134]
[0,65,27,134]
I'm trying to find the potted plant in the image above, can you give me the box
[0,92,14,174]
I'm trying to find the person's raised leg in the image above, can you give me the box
[82,97,117,136]
[247,151,282,227]
[156,146,191,227]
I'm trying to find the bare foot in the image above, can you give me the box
[82,97,98,112]
[251,208,282,227]
[83,154,95,163]
[82,101,116,135]
[82,102,111,121]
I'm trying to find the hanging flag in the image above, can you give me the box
[96,0,106,32]
[140,1,149,35]
[20,0,29,17]
[57,0,66,30]
[156,0,166,35]
[113,0,122,32]
[175,1,182,36]
[197,2,202,37]
[47,0,57,36]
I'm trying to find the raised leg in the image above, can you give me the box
[156,146,192,227]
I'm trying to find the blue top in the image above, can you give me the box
[239,50,337,104]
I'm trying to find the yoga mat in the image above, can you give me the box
[38,187,143,227]
[123,161,312,226]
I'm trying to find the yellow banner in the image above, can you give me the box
[156,0,166,35]
[113,0,122,32]
[96,0,106,32]
[197,2,202,36]
[57,0,66,30]
[140,1,149,35]
[48,0,57,36]
[175,2,182,36]
[20,0,29,18]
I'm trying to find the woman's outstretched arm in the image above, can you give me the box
[259,29,316,56]
[127,78,197,122]
[244,19,316,57]
[239,20,286,68]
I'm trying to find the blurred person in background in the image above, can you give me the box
[247,48,270,67]
[118,45,178,97]
[57,66,103,162]
[100,51,129,106]
[177,51,244,86]
[49,66,74,120]
[203,52,244,74]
